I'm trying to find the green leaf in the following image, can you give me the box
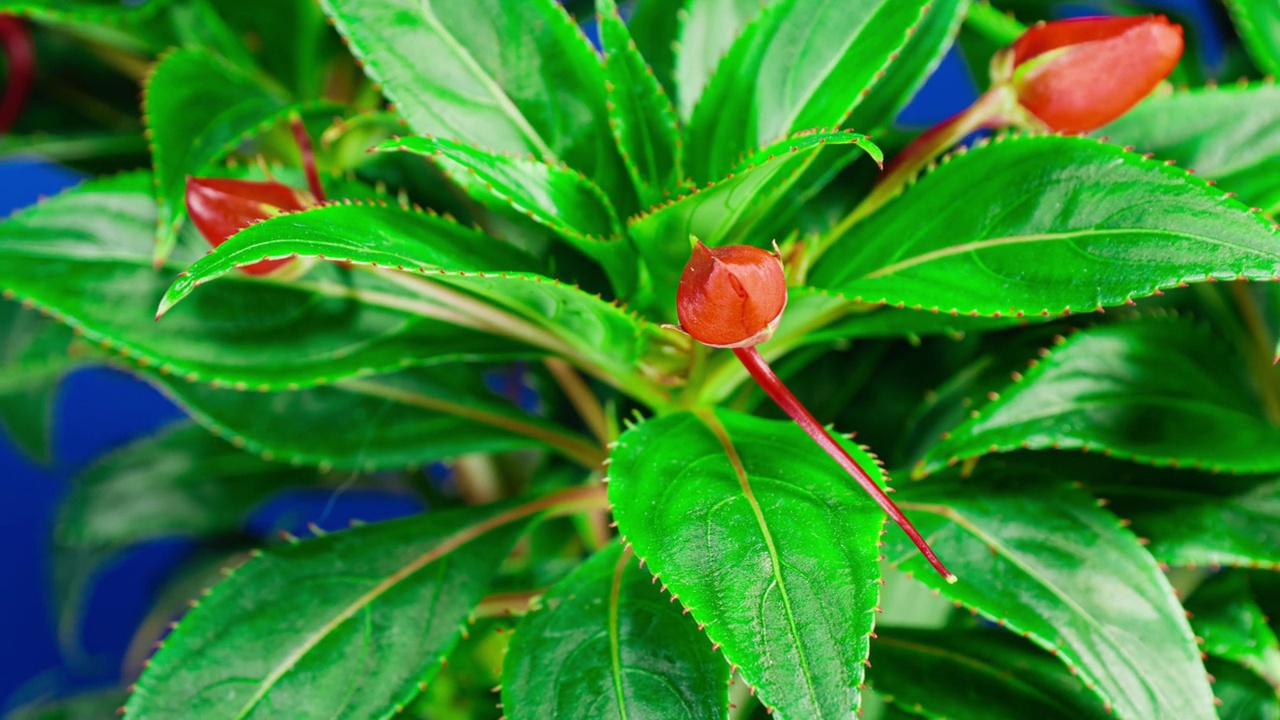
[1100,82,1280,214]
[598,0,683,209]
[608,409,885,717]
[811,135,1280,318]
[56,422,319,547]
[0,172,532,390]
[1185,572,1280,689]
[501,544,729,718]
[318,0,632,209]
[146,367,603,471]
[0,301,78,462]
[868,627,1110,720]
[672,0,762,121]
[161,201,678,406]
[683,0,931,181]
[143,48,290,264]
[125,500,535,719]
[1207,657,1280,720]
[1090,468,1280,571]
[887,465,1217,719]
[1223,1,1280,76]
[6,689,130,720]
[628,130,880,317]
[627,0,683,101]
[374,135,634,293]
[917,321,1280,477]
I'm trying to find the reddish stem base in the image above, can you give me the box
[734,346,957,583]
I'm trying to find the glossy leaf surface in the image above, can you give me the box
[626,0,682,102]
[673,0,761,121]
[1102,83,1280,212]
[887,467,1215,718]
[869,627,1110,720]
[143,49,289,263]
[502,544,729,719]
[918,321,1280,476]
[598,0,683,209]
[0,173,531,390]
[318,0,629,204]
[608,409,884,718]
[57,423,318,547]
[811,135,1280,316]
[1185,572,1280,689]
[126,502,531,719]
[683,0,930,181]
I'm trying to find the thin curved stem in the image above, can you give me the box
[290,113,327,202]
[733,346,957,583]
[0,17,34,133]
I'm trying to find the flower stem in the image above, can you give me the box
[733,346,957,583]
[290,113,327,202]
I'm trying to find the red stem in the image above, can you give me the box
[0,17,34,134]
[733,346,957,583]
[290,114,326,203]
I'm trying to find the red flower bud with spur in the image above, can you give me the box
[1000,15,1183,133]
[675,241,957,583]
[184,116,327,276]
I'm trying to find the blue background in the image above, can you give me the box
[0,0,1225,713]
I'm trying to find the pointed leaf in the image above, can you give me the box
[125,501,536,719]
[0,173,532,390]
[628,130,880,318]
[56,423,319,548]
[318,0,632,208]
[887,466,1217,720]
[1186,572,1280,689]
[1090,468,1280,571]
[1223,1,1280,76]
[918,321,1280,477]
[673,0,762,121]
[161,202,678,406]
[144,367,603,471]
[684,0,931,181]
[374,135,634,293]
[627,0,683,103]
[143,48,293,263]
[812,135,1280,318]
[502,544,729,718]
[1101,82,1280,213]
[598,0,683,209]
[608,409,884,718]
[868,627,1110,720]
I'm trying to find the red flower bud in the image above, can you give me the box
[676,241,787,348]
[184,176,312,276]
[1004,15,1183,133]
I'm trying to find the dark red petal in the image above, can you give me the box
[185,177,309,275]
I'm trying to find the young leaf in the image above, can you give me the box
[628,130,880,317]
[161,202,678,406]
[672,0,762,122]
[374,135,634,293]
[0,173,532,390]
[145,366,604,471]
[56,423,319,548]
[125,500,536,719]
[1222,0,1280,76]
[597,0,683,209]
[607,409,885,717]
[868,627,1112,720]
[318,0,632,208]
[1101,82,1280,213]
[1185,572,1280,689]
[683,0,931,181]
[0,301,78,462]
[1091,469,1280,571]
[917,321,1280,477]
[501,544,729,718]
[886,466,1217,720]
[143,48,293,264]
[811,135,1280,318]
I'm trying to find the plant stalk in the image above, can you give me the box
[290,113,327,203]
[733,346,957,583]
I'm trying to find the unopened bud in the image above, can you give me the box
[998,15,1183,133]
[676,241,787,348]
[184,176,312,276]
